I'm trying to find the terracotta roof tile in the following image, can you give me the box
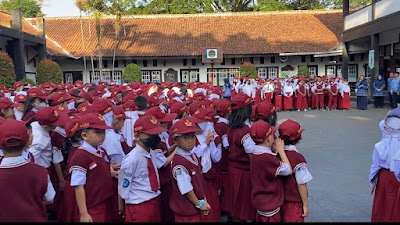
[42,9,343,57]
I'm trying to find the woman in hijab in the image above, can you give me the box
[373,75,386,108]
[356,75,369,110]
[223,78,232,100]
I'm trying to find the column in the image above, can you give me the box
[370,33,379,97]
[342,42,349,80]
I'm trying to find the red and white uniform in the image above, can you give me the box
[262,82,274,104]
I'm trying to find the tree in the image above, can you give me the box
[21,77,35,86]
[76,0,88,80]
[0,0,43,17]
[37,59,63,85]
[285,0,323,10]
[323,0,372,9]
[297,65,310,77]
[0,51,16,88]
[239,61,257,79]
[255,0,287,11]
[122,63,141,82]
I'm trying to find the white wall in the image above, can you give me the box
[375,0,400,19]
[344,5,372,30]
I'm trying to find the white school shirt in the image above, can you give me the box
[118,144,166,204]
[100,129,125,165]
[0,156,56,201]
[14,108,23,121]
[217,117,229,148]
[284,145,313,184]
[252,145,291,176]
[173,147,197,195]
[121,110,139,148]
[70,141,110,186]
[0,149,31,161]
[243,120,256,154]
[27,122,64,169]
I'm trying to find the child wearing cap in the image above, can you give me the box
[283,80,294,112]
[340,79,351,110]
[249,120,292,222]
[0,119,56,222]
[255,102,277,126]
[169,117,211,222]
[369,108,400,222]
[14,94,27,120]
[274,81,283,112]
[0,97,18,119]
[327,79,338,111]
[118,115,176,222]
[278,119,313,222]
[22,88,48,122]
[296,79,308,112]
[313,77,325,111]
[223,92,256,221]
[69,113,116,222]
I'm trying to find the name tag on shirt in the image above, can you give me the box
[89,162,97,170]
[191,169,196,176]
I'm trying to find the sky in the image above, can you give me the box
[42,0,81,17]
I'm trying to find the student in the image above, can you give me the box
[0,119,56,222]
[69,113,116,222]
[255,102,277,126]
[169,117,211,222]
[340,79,351,110]
[134,95,148,117]
[313,77,325,111]
[369,107,400,222]
[283,80,294,112]
[118,115,176,222]
[250,120,292,222]
[14,94,27,120]
[261,79,274,105]
[224,92,256,221]
[0,97,18,119]
[387,72,395,108]
[274,80,283,111]
[169,101,188,123]
[22,88,48,122]
[295,78,308,112]
[327,78,339,110]
[279,119,313,222]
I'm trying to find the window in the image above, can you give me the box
[102,71,111,82]
[337,65,342,77]
[320,58,323,62]
[257,67,278,79]
[114,60,119,68]
[301,56,306,63]
[103,60,108,68]
[258,68,267,79]
[260,57,265,64]
[33,58,36,67]
[348,65,358,82]
[207,68,239,86]
[113,71,122,84]
[308,66,318,78]
[310,55,315,62]
[250,57,254,64]
[361,53,365,61]
[143,60,147,67]
[221,58,225,65]
[181,69,199,82]
[191,72,198,82]
[163,59,166,66]
[364,65,371,78]
[192,59,196,66]
[153,60,157,67]
[151,71,161,83]
[326,65,336,78]
[350,54,355,61]
[231,58,236,65]
[183,59,187,66]
[271,56,275,64]
[123,60,127,67]
[94,61,98,68]
[268,67,278,79]
[133,60,137,64]
[142,71,151,83]
[329,56,334,62]
[65,73,73,84]
[91,71,100,83]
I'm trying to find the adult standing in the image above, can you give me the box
[356,75,369,110]
[222,78,232,100]
[373,75,386,108]
[391,72,400,108]
[387,72,394,108]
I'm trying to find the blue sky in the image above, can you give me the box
[42,0,81,17]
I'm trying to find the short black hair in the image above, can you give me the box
[1,139,26,153]
[229,104,252,129]
[283,136,302,146]
[396,72,400,75]
[134,96,148,111]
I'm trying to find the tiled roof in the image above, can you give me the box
[39,9,343,58]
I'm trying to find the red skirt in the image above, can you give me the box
[341,93,351,109]
[281,202,304,222]
[201,178,221,222]
[223,165,256,221]
[175,213,201,222]
[283,96,293,110]
[274,95,283,111]
[254,91,262,106]
[74,200,109,222]
[296,96,307,110]
[125,197,161,222]
[256,211,281,222]
[372,169,400,222]
[58,180,77,222]
[264,93,273,104]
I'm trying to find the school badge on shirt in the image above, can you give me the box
[89,162,97,170]
[190,168,196,175]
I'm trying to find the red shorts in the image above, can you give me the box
[125,197,161,222]
[281,202,304,222]
[75,200,108,222]
[256,211,281,222]
[175,213,201,222]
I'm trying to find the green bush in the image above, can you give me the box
[123,63,141,83]
[0,51,16,88]
[21,77,36,86]
[37,59,63,85]
[239,61,257,79]
[298,65,310,77]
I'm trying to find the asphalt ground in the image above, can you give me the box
[276,102,390,222]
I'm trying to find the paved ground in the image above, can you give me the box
[277,102,390,222]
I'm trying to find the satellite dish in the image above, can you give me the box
[280,56,288,62]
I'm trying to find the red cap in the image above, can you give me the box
[35,107,69,126]
[134,115,167,135]
[144,106,177,122]
[0,97,18,110]
[188,101,210,116]
[77,102,92,114]
[65,116,81,138]
[170,102,188,116]
[27,88,48,100]
[14,94,27,103]
[122,101,138,111]
[79,113,112,130]
[255,102,276,120]
[91,99,113,115]
[231,93,252,110]
[214,99,232,117]
[49,93,72,106]
[0,119,29,148]
[279,119,303,141]
[113,106,131,120]
[13,81,24,90]
[250,120,278,143]
[70,89,94,104]
[191,92,206,101]
[190,108,214,123]
[146,95,164,108]
[169,117,201,137]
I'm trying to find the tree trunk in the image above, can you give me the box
[88,14,95,82]
[79,10,87,82]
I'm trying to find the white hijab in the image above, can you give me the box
[196,121,218,173]
[375,117,400,172]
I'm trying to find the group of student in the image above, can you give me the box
[0,79,312,222]
[227,75,351,112]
